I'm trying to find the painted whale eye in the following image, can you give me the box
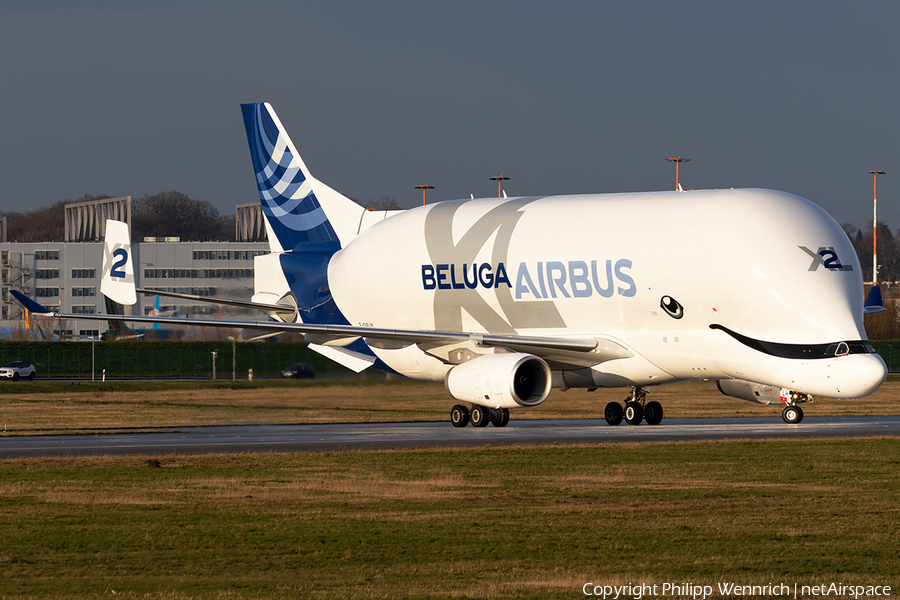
[660,296,684,319]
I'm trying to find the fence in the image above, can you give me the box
[0,341,351,379]
[1,340,899,380]
[871,342,900,373]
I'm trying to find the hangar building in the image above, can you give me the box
[0,197,268,337]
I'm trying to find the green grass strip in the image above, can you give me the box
[1,437,898,598]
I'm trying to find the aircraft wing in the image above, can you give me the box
[11,290,629,368]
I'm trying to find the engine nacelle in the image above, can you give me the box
[445,353,552,409]
[716,379,784,405]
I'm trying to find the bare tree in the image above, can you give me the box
[1,194,113,242]
[363,196,401,210]
[848,220,900,283]
[18,314,69,340]
[133,191,230,241]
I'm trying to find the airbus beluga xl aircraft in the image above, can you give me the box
[13,103,887,427]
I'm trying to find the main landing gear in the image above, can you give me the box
[604,386,664,426]
[450,404,510,428]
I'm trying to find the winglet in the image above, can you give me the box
[10,289,53,314]
[864,284,887,314]
[100,219,137,306]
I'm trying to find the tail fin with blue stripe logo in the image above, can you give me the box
[240,103,394,374]
[241,103,366,252]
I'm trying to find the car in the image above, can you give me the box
[0,360,36,381]
[281,362,315,379]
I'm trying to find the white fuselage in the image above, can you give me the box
[325,188,884,399]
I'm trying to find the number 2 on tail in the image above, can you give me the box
[111,249,128,278]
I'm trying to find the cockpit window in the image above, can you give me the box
[826,341,874,356]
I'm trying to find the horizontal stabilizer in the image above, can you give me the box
[10,290,52,314]
[864,284,887,314]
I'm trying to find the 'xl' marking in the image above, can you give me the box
[799,246,853,272]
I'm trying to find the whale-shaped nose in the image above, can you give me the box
[822,353,887,398]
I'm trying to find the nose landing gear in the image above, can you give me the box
[781,390,811,424]
[782,405,803,424]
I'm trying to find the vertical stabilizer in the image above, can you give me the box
[153,295,161,329]
[865,285,886,314]
[241,103,366,251]
[100,219,137,306]
[239,103,389,374]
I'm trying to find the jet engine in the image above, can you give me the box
[716,379,784,405]
[445,353,552,409]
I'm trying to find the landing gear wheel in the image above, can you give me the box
[624,401,643,425]
[470,405,490,428]
[643,401,663,425]
[782,405,803,424]
[490,408,510,427]
[450,404,470,428]
[604,401,624,426]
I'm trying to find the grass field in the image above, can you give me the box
[2,438,898,599]
[1,379,898,598]
[1,377,900,435]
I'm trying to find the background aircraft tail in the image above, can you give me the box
[100,219,136,306]
[152,295,161,329]
[241,102,367,252]
[865,284,886,314]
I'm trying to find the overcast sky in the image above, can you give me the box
[1,0,897,232]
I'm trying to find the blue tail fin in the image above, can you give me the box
[242,103,364,253]
[242,103,349,325]
[240,103,396,375]
[865,284,886,314]
[153,295,161,329]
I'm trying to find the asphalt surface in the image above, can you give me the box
[1,416,898,457]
